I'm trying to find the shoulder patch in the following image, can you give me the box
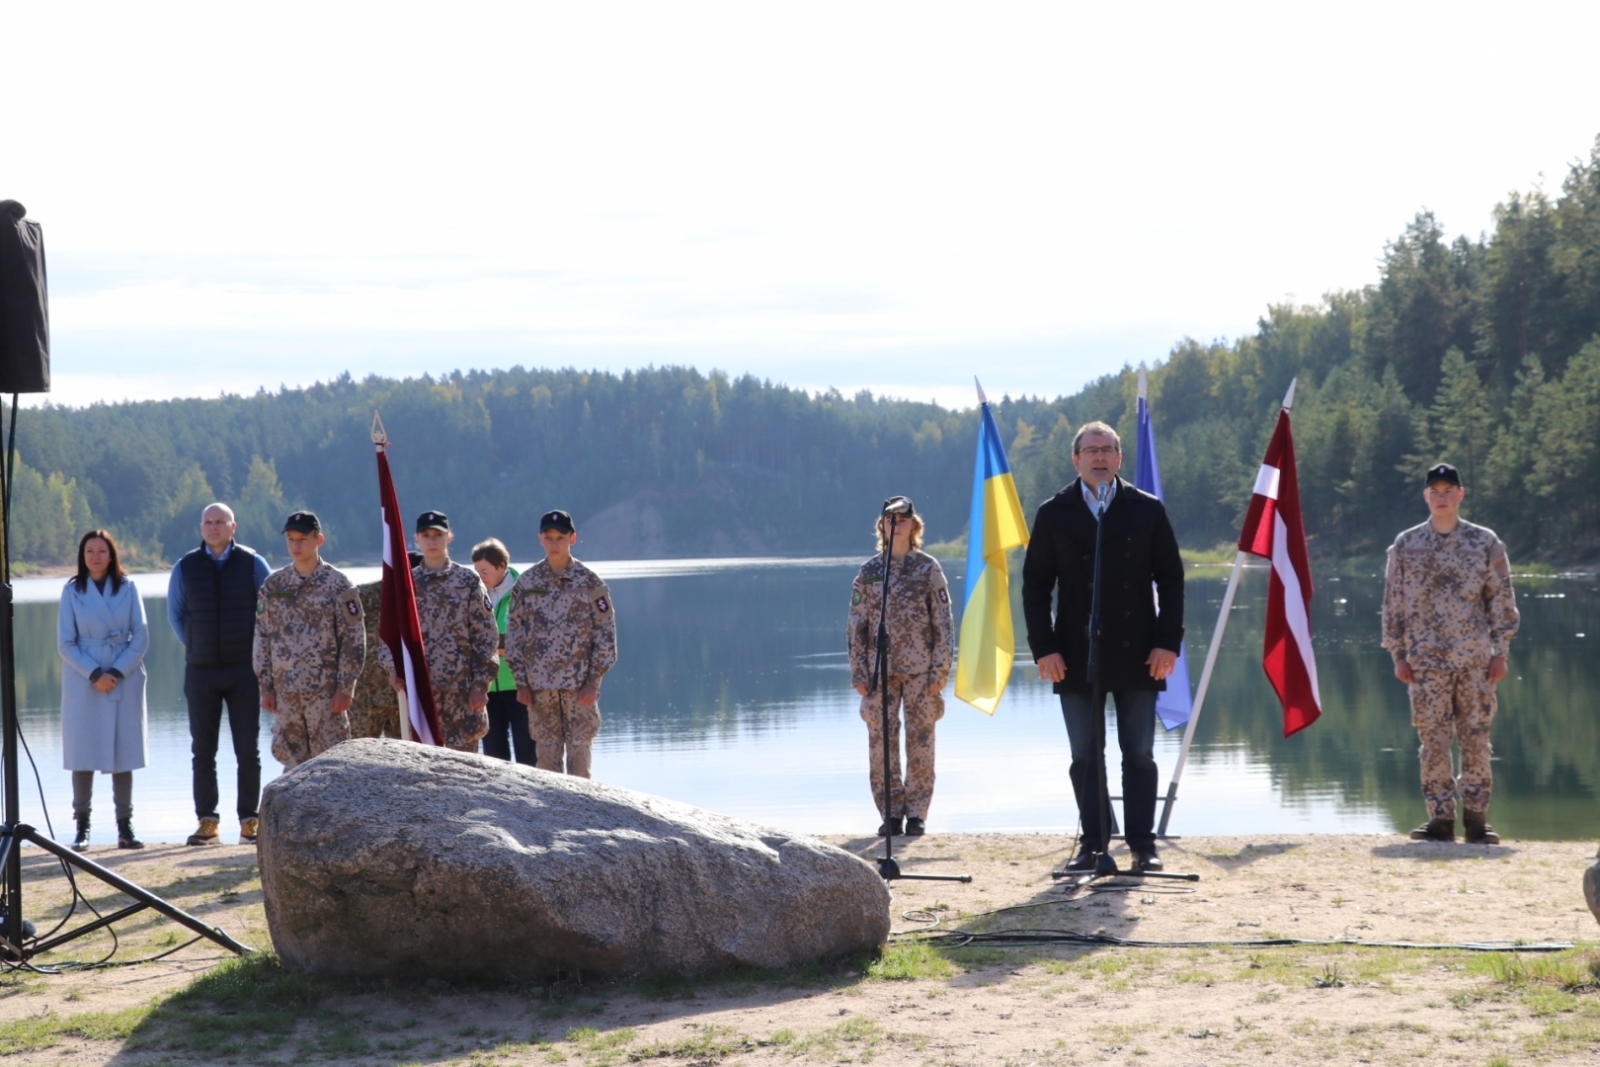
[851,587,863,607]
[937,587,949,604]
[595,595,610,614]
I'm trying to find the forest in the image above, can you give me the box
[7,137,1600,568]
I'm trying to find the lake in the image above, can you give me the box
[13,557,1599,847]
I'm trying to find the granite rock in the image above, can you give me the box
[1585,852,1600,926]
[258,738,890,978]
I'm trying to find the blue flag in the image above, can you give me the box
[1136,368,1193,731]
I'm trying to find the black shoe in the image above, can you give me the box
[116,819,144,850]
[71,814,90,853]
[1463,811,1500,845]
[904,817,926,837]
[877,817,904,837]
[1063,843,1097,872]
[1409,817,1455,842]
[1132,847,1163,872]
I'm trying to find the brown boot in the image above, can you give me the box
[1463,811,1500,845]
[1409,817,1455,842]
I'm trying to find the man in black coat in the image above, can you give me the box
[1022,421,1185,872]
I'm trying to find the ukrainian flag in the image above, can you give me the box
[955,384,1030,715]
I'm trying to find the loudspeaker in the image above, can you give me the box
[0,200,50,395]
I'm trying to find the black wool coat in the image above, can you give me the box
[1020,477,1186,694]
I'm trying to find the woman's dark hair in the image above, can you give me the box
[74,529,127,595]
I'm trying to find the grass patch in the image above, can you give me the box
[0,1005,150,1054]
[868,941,957,981]
[785,1016,927,1057]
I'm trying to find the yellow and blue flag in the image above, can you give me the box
[955,382,1030,715]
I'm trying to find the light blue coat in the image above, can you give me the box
[58,577,149,773]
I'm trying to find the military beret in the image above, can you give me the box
[1425,464,1461,488]
[282,511,321,534]
[540,510,575,534]
[416,511,449,532]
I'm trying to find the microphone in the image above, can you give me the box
[882,496,915,517]
[1095,481,1109,515]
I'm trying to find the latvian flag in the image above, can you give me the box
[1237,405,1322,737]
[376,445,445,746]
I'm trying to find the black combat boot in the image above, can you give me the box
[72,813,90,853]
[1409,817,1455,842]
[117,818,144,850]
[1463,811,1500,845]
[877,816,903,837]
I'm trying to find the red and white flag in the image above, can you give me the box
[376,443,445,746]
[1237,406,1322,737]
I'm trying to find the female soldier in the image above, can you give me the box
[846,499,954,837]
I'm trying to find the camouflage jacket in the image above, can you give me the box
[252,561,365,696]
[377,560,500,695]
[504,558,617,692]
[1382,519,1520,670]
[847,549,955,688]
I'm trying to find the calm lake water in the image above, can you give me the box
[12,557,1600,846]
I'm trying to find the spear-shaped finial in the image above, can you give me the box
[1138,363,1149,402]
[371,411,389,449]
[1282,378,1298,412]
[975,376,988,406]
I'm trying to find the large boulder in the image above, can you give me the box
[258,738,890,979]
[1586,851,1600,926]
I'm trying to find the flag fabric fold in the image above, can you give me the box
[376,446,445,746]
[955,392,1030,715]
[1237,408,1322,737]
[1134,371,1193,731]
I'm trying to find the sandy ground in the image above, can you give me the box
[0,832,1597,1066]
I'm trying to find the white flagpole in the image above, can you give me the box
[1156,378,1298,837]
[1156,551,1244,836]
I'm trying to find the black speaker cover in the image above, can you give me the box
[0,200,50,394]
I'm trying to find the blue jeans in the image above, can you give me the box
[1060,689,1158,851]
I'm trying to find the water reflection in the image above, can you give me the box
[6,561,1597,845]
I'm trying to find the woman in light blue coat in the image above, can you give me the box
[58,530,149,851]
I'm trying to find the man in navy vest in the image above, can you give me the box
[167,502,271,846]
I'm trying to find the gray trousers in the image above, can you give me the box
[71,771,133,822]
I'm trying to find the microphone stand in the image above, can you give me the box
[871,508,969,885]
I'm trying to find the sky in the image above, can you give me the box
[5,2,1600,410]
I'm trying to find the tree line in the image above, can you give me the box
[7,136,1600,567]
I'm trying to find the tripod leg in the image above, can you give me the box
[21,828,253,956]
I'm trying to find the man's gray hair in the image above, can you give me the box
[201,502,236,522]
[1072,421,1121,454]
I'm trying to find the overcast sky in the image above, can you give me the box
[6,3,1599,409]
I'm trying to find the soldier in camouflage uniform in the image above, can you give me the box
[847,499,954,838]
[1383,464,1519,845]
[378,513,500,751]
[253,512,365,769]
[347,581,400,739]
[505,510,617,778]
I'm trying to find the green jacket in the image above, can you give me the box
[489,566,520,692]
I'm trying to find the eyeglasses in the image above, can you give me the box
[1077,446,1119,457]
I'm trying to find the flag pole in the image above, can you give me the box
[373,412,413,743]
[1156,378,1297,837]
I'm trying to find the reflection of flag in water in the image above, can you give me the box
[1237,405,1322,737]
[955,381,1030,715]
[1136,369,1193,730]
[375,434,445,745]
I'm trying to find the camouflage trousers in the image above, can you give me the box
[859,673,945,820]
[347,684,400,739]
[1409,667,1497,820]
[270,694,351,769]
[527,689,601,778]
[437,693,490,753]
